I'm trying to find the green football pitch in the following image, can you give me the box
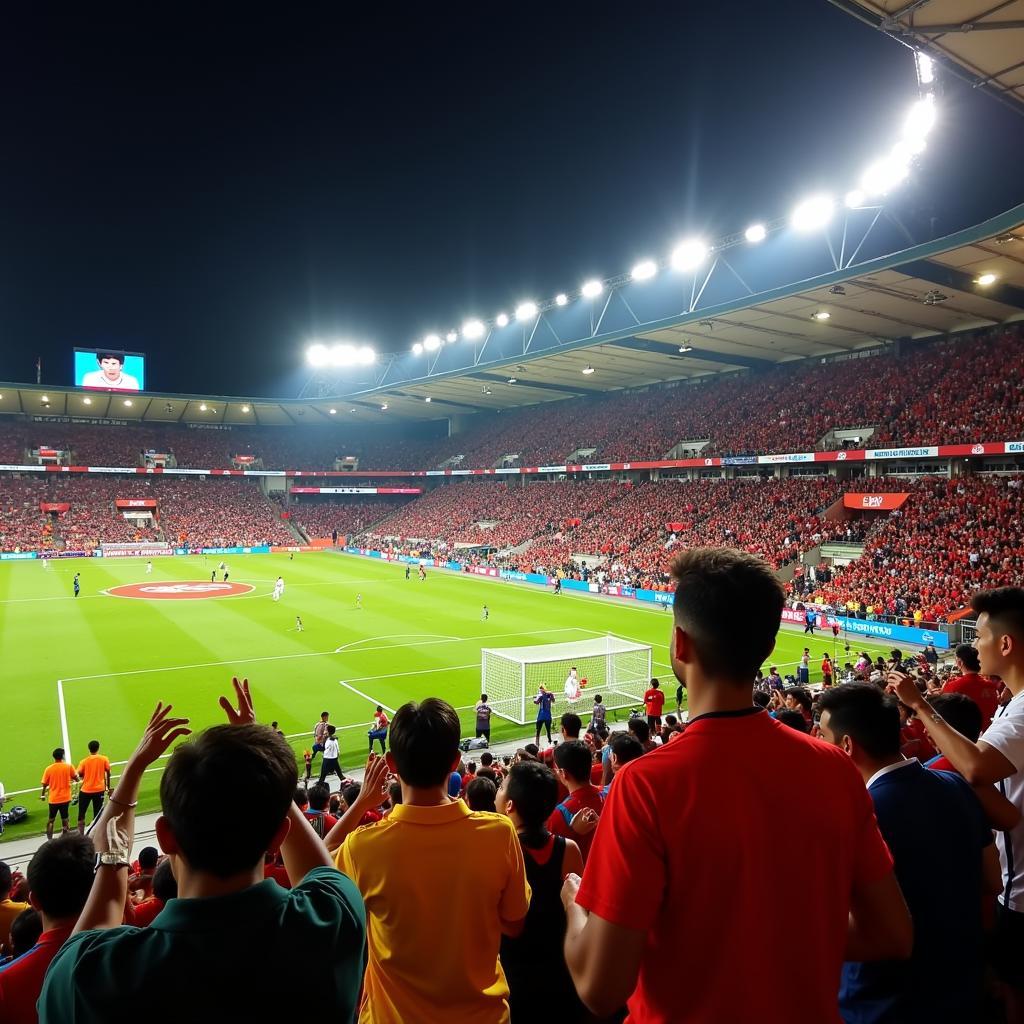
[0,551,893,842]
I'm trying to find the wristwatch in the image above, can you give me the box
[94,852,131,872]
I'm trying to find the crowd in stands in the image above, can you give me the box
[7,554,1024,1022]
[288,499,411,541]
[0,324,1021,475]
[0,478,55,552]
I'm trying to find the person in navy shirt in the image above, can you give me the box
[819,683,1000,1024]
[533,686,556,746]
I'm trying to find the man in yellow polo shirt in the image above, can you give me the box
[76,739,112,834]
[336,698,531,1023]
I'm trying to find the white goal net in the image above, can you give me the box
[481,635,653,725]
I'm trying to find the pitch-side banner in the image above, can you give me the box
[843,493,910,510]
[289,486,422,495]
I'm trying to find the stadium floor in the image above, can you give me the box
[0,550,895,842]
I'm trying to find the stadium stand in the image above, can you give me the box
[288,498,412,541]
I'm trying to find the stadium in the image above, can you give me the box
[2,3,1024,1022]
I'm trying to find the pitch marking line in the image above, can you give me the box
[338,681,396,715]
[57,680,71,763]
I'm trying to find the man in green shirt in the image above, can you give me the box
[39,679,367,1023]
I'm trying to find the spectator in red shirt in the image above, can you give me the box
[561,547,911,1021]
[548,741,604,863]
[131,859,178,927]
[643,679,665,731]
[943,643,1000,730]
[0,832,94,1023]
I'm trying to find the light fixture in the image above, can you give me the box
[349,408,356,413]
[976,273,997,287]
[554,293,568,306]
[507,377,518,384]
[423,334,441,352]
[381,403,388,411]
[678,345,693,353]
[329,408,337,415]
[791,195,834,231]
[670,239,708,272]
[812,310,831,321]
[582,365,595,375]
[462,319,485,340]
[41,395,49,402]
[860,156,908,197]
[915,51,935,85]
[358,345,376,365]
[83,397,92,405]
[412,342,424,355]
[124,399,133,407]
[446,331,458,343]
[744,224,766,244]
[424,396,432,403]
[481,386,492,395]
[495,313,509,327]
[631,260,657,281]
[241,404,250,413]
[845,189,866,209]
[581,279,603,299]
[306,343,330,367]
[200,403,208,411]
[904,94,936,145]
[515,300,538,321]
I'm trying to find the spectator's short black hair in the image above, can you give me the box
[0,861,12,896]
[819,683,901,760]
[524,743,539,758]
[670,548,784,680]
[476,767,498,784]
[954,643,982,672]
[307,782,331,811]
[929,693,983,743]
[26,833,95,919]
[388,780,402,807]
[341,782,362,807]
[505,761,558,830]
[293,786,309,808]
[627,718,650,743]
[609,731,644,766]
[775,709,809,733]
[326,724,336,736]
[664,714,678,727]
[973,588,1024,644]
[753,691,771,709]
[480,751,494,767]
[151,858,178,903]
[138,846,160,870]
[388,698,460,788]
[553,740,592,784]
[560,713,582,738]
[160,724,296,878]
[88,740,100,754]
[10,908,42,957]
[466,776,497,812]
[785,686,812,713]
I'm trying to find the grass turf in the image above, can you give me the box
[0,550,893,842]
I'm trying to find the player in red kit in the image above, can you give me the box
[643,678,665,732]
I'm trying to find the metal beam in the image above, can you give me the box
[606,336,774,369]
[387,390,487,411]
[469,372,596,396]
[894,258,1024,311]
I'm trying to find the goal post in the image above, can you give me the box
[480,635,653,725]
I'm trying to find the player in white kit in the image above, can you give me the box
[564,666,581,703]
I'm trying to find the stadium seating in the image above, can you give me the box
[288,499,412,540]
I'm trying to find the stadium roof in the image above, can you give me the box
[830,0,1024,113]
[2,204,1022,424]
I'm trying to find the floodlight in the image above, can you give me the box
[860,156,908,197]
[330,343,355,366]
[446,331,458,343]
[581,279,603,299]
[515,301,538,321]
[976,273,997,286]
[423,334,441,352]
[904,95,936,143]
[631,260,657,281]
[791,195,834,231]
[412,342,424,355]
[845,189,866,209]
[425,396,432,403]
[358,346,376,365]
[381,403,388,411]
[462,319,485,340]
[678,344,693,353]
[200,403,208,411]
[744,224,766,244]
[241,404,250,413]
[329,408,337,414]
[495,313,509,327]
[507,377,518,384]
[915,51,935,85]
[555,293,568,306]
[124,399,133,407]
[812,310,831,321]
[582,364,596,375]
[670,239,707,272]
[307,343,330,367]
[83,397,92,405]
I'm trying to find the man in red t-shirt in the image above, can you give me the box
[561,547,910,1022]
[643,679,665,732]
[0,833,94,1022]
[548,741,604,863]
[943,643,999,729]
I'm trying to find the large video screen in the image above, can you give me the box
[74,348,146,392]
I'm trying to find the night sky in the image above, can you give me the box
[2,4,1022,398]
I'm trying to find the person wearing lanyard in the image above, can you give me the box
[889,586,1024,1021]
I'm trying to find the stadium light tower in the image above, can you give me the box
[744,224,766,244]
[581,279,604,299]
[423,334,441,352]
[462,319,485,340]
[495,312,510,327]
[790,195,834,232]
[306,343,330,367]
[670,239,707,272]
[554,293,568,306]
[631,259,657,281]
[515,300,538,321]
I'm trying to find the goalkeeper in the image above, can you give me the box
[533,686,556,746]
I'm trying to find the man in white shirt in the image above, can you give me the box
[317,725,345,789]
[80,352,141,391]
[564,666,581,703]
[890,586,1024,1016]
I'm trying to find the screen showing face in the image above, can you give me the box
[74,349,145,392]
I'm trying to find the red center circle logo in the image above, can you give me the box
[107,581,256,600]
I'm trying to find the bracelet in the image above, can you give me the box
[108,795,138,809]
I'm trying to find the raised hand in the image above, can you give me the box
[219,676,257,725]
[130,703,192,770]
[887,671,924,711]
[570,807,599,835]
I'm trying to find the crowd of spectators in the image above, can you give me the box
[0,478,56,552]
[288,499,411,541]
